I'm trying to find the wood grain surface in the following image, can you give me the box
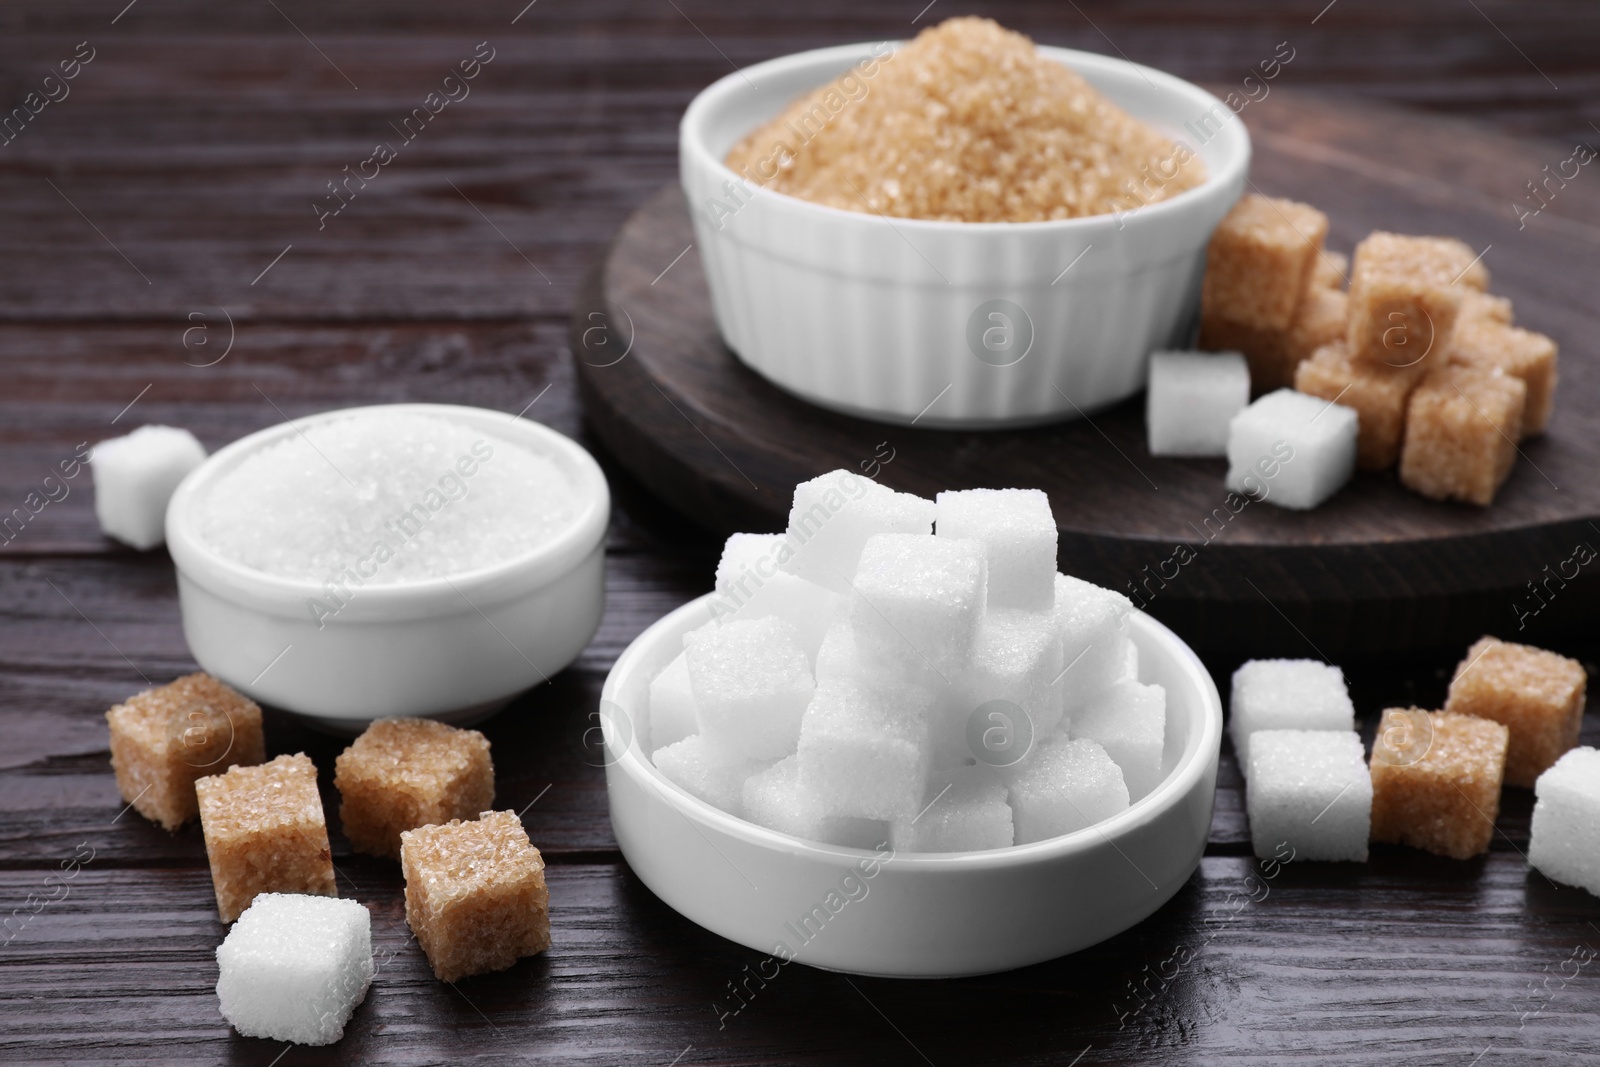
[2,2,1598,1064]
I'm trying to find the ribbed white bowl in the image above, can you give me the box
[680,42,1251,427]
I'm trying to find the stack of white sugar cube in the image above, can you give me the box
[645,471,1168,852]
[1232,658,1369,862]
[1230,659,1355,771]
[215,893,374,1046]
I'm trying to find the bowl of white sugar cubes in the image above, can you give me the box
[165,404,609,730]
[601,471,1224,976]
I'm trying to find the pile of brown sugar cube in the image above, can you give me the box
[1201,194,1558,506]
[106,677,549,1045]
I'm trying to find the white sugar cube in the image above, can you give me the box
[934,488,1057,610]
[215,893,373,1046]
[1116,636,1140,684]
[1146,351,1251,456]
[647,651,698,751]
[714,532,844,657]
[1071,679,1167,802]
[1226,388,1356,510]
[850,533,986,671]
[1245,730,1371,862]
[91,425,208,550]
[1230,659,1355,773]
[742,756,887,849]
[780,470,936,592]
[814,618,860,687]
[652,734,771,816]
[958,610,1066,756]
[890,764,1014,852]
[797,680,933,820]
[686,616,815,760]
[816,616,945,696]
[1054,574,1133,712]
[1528,747,1600,897]
[1007,736,1129,844]
[715,533,792,595]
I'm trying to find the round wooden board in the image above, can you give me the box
[572,91,1600,657]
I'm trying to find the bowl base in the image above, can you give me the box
[279,694,519,737]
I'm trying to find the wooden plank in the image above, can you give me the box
[1,3,1595,322]
[2,856,1597,1064]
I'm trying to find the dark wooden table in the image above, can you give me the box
[3,3,1598,1063]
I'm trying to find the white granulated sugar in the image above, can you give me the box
[193,411,579,583]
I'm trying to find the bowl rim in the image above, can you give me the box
[680,38,1251,235]
[166,402,611,617]
[602,591,1224,870]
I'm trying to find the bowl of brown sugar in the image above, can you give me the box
[680,17,1250,427]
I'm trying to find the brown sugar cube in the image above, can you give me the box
[1200,288,1348,394]
[1398,365,1526,506]
[1199,316,1288,392]
[1444,636,1587,788]
[197,753,336,922]
[1309,249,1349,291]
[1202,194,1330,331]
[1417,236,1490,291]
[1370,708,1508,859]
[1447,318,1557,436]
[1294,340,1425,470]
[1281,286,1350,376]
[1457,289,1513,328]
[335,717,494,859]
[1347,232,1468,366]
[106,672,265,832]
[401,811,550,982]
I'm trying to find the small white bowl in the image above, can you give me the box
[166,403,609,732]
[601,594,1223,977]
[680,41,1250,428]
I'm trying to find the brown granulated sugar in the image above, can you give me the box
[725,17,1206,223]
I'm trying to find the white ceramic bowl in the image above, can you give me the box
[166,403,609,732]
[680,42,1251,428]
[601,594,1223,977]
